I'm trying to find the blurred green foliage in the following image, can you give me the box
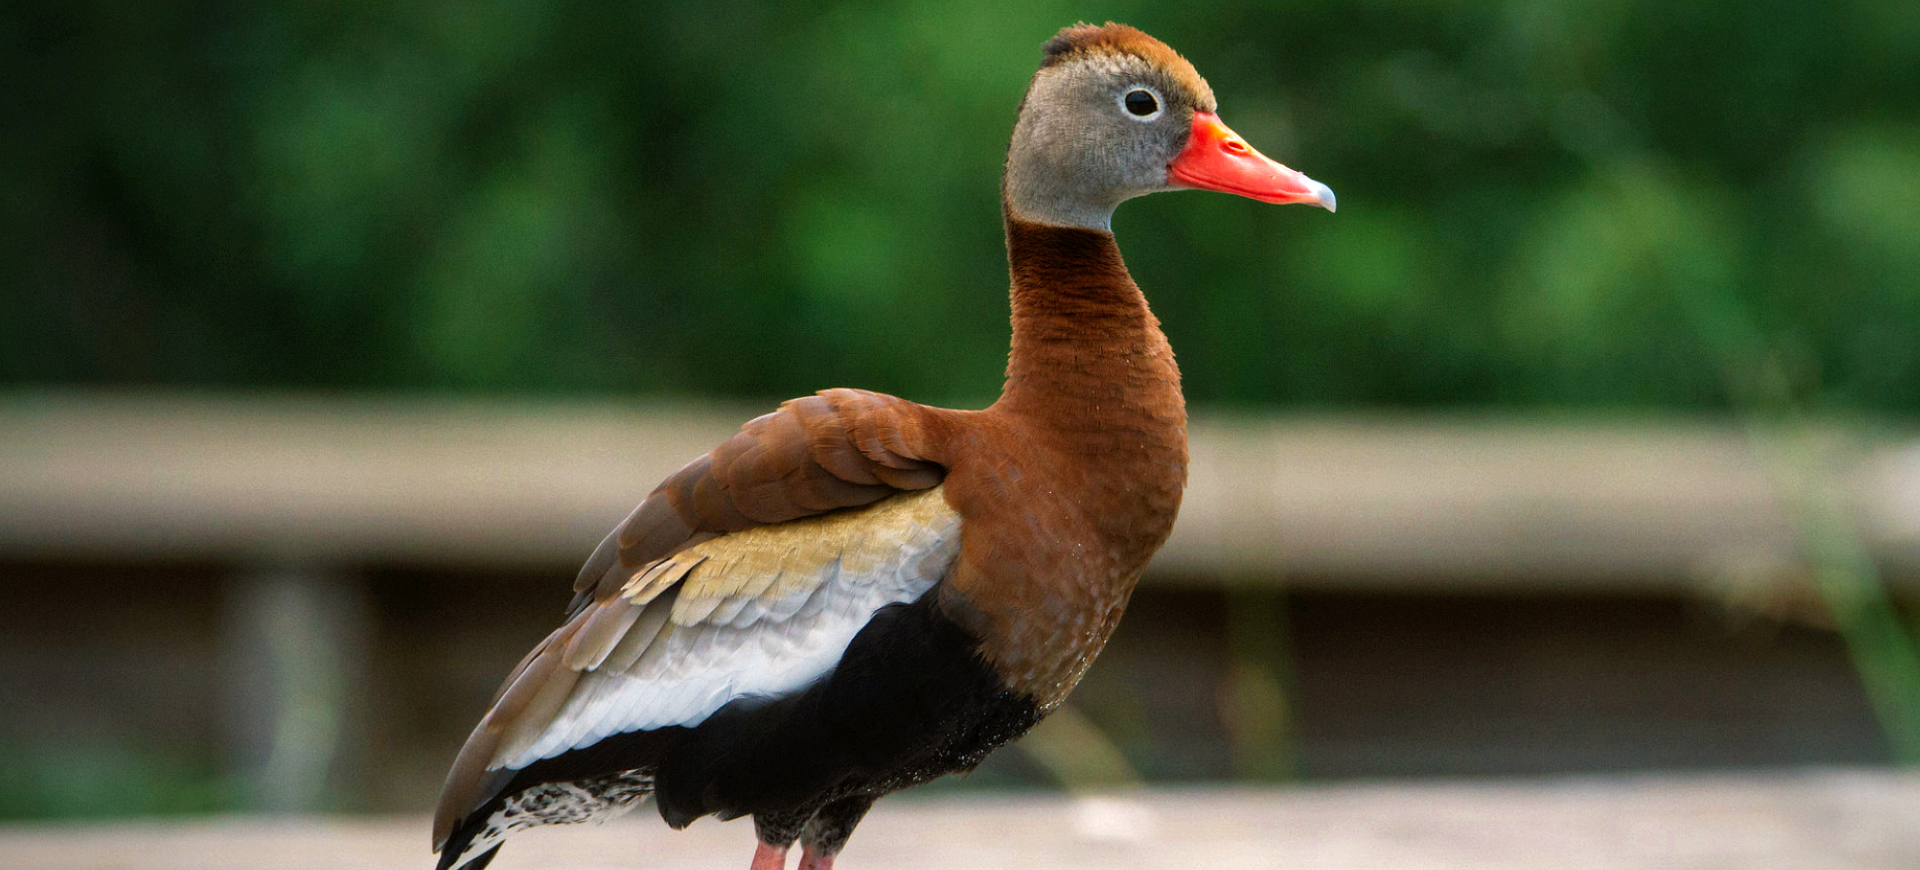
[0,738,231,818]
[4,1,1918,410]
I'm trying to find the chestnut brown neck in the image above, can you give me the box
[995,215,1185,450]
[946,213,1189,705]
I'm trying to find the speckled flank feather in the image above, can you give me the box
[445,771,654,870]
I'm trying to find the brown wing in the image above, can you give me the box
[433,388,956,851]
[497,489,962,771]
[568,388,954,611]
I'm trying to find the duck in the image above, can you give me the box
[431,22,1333,870]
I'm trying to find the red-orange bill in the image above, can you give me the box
[1167,112,1335,212]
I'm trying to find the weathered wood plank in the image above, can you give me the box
[2,392,1917,587]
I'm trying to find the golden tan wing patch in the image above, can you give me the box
[662,485,956,624]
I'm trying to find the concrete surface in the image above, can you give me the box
[4,770,1916,870]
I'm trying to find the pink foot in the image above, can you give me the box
[797,845,837,870]
[749,841,790,870]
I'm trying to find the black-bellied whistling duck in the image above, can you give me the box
[432,22,1333,870]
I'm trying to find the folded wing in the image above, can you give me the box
[496,488,962,769]
[569,388,952,610]
[433,388,959,853]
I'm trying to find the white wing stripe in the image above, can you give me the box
[603,598,674,673]
[497,494,961,770]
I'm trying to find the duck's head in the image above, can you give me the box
[1005,23,1335,231]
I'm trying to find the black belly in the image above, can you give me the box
[449,588,1042,858]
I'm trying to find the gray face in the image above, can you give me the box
[1004,53,1204,230]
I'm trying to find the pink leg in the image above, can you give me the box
[749,841,790,870]
[797,844,837,870]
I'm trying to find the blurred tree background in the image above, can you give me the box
[6,0,1920,827]
[6,1,1917,411]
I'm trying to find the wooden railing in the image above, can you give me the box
[4,391,1916,588]
[5,391,1918,809]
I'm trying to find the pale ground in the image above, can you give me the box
[5,770,1917,870]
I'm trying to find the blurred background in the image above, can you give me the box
[3,0,1919,825]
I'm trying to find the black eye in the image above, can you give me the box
[1124,89,1158,117]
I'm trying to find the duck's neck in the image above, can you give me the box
[995,215,1185,445]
